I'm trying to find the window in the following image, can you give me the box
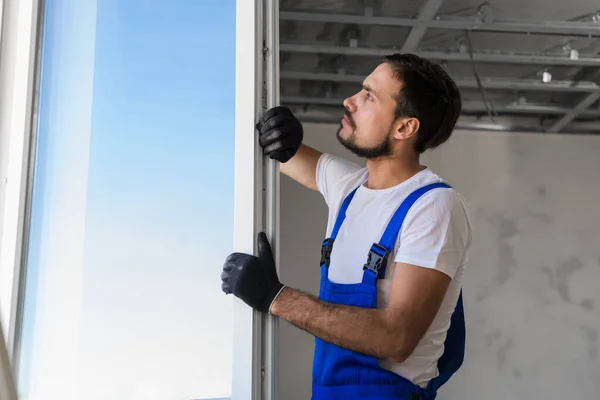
[0,0,272,399]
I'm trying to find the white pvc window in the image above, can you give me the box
[0,0,41,349]
[0,1,278,399]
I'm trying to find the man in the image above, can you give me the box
[221,53,473,400]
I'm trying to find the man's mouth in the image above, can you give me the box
[342,113,354,128]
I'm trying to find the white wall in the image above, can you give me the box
[277,124,600,400]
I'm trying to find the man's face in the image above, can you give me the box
[336,63,402,159]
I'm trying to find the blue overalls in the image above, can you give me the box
[311,182,466,400]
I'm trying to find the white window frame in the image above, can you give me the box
[0,0,5,41]
[0,1,280,399]
[235,1,280,399]
[261,1,280,399]
[0,0,43,359]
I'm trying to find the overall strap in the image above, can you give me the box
[320,186,360,268]
[425,289,466,395]
[363,182,452,279]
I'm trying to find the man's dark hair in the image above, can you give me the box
[382,53,462,154]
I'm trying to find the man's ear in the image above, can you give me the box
[392,117,420,141]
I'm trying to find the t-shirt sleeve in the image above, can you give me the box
[316,153,363,206]
[394,188,472,279]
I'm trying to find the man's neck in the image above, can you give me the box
[364,155,424,190]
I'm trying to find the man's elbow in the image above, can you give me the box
[387,343,412,363]
[381,331,416,363]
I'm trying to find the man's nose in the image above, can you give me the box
[343,96,357,113]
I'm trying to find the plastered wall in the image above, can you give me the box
[277,124,600,400]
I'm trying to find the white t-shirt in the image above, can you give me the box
[315,153,473,388]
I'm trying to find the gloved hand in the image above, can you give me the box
[221,232,284,314]
[256,106,303,163]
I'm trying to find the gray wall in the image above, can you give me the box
[277,123,600,400]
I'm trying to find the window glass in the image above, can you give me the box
[17,1,236,399]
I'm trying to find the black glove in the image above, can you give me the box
[256,106,303,163]
[221,232,284,313]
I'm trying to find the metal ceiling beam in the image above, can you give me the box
[279,11,600,38]
[293,113,518,131]
[401,0,444,52]
[281,95,600,117]
[280,71,600,92]
[288,108,600,134]
[292,108,600,135]
[547,91,600,132]
[280,43,600,67]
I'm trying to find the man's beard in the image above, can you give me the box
[336,112,392,159]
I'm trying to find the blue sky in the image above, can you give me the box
[18,1,236,399]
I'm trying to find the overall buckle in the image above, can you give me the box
[320,238,334,266]
[363,243,390,278]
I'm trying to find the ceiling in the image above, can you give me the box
[278,0,600,134]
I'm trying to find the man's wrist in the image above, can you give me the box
[268,285,290,315]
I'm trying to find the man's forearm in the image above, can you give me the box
[279,144,322,191]
[270,287,407,361]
